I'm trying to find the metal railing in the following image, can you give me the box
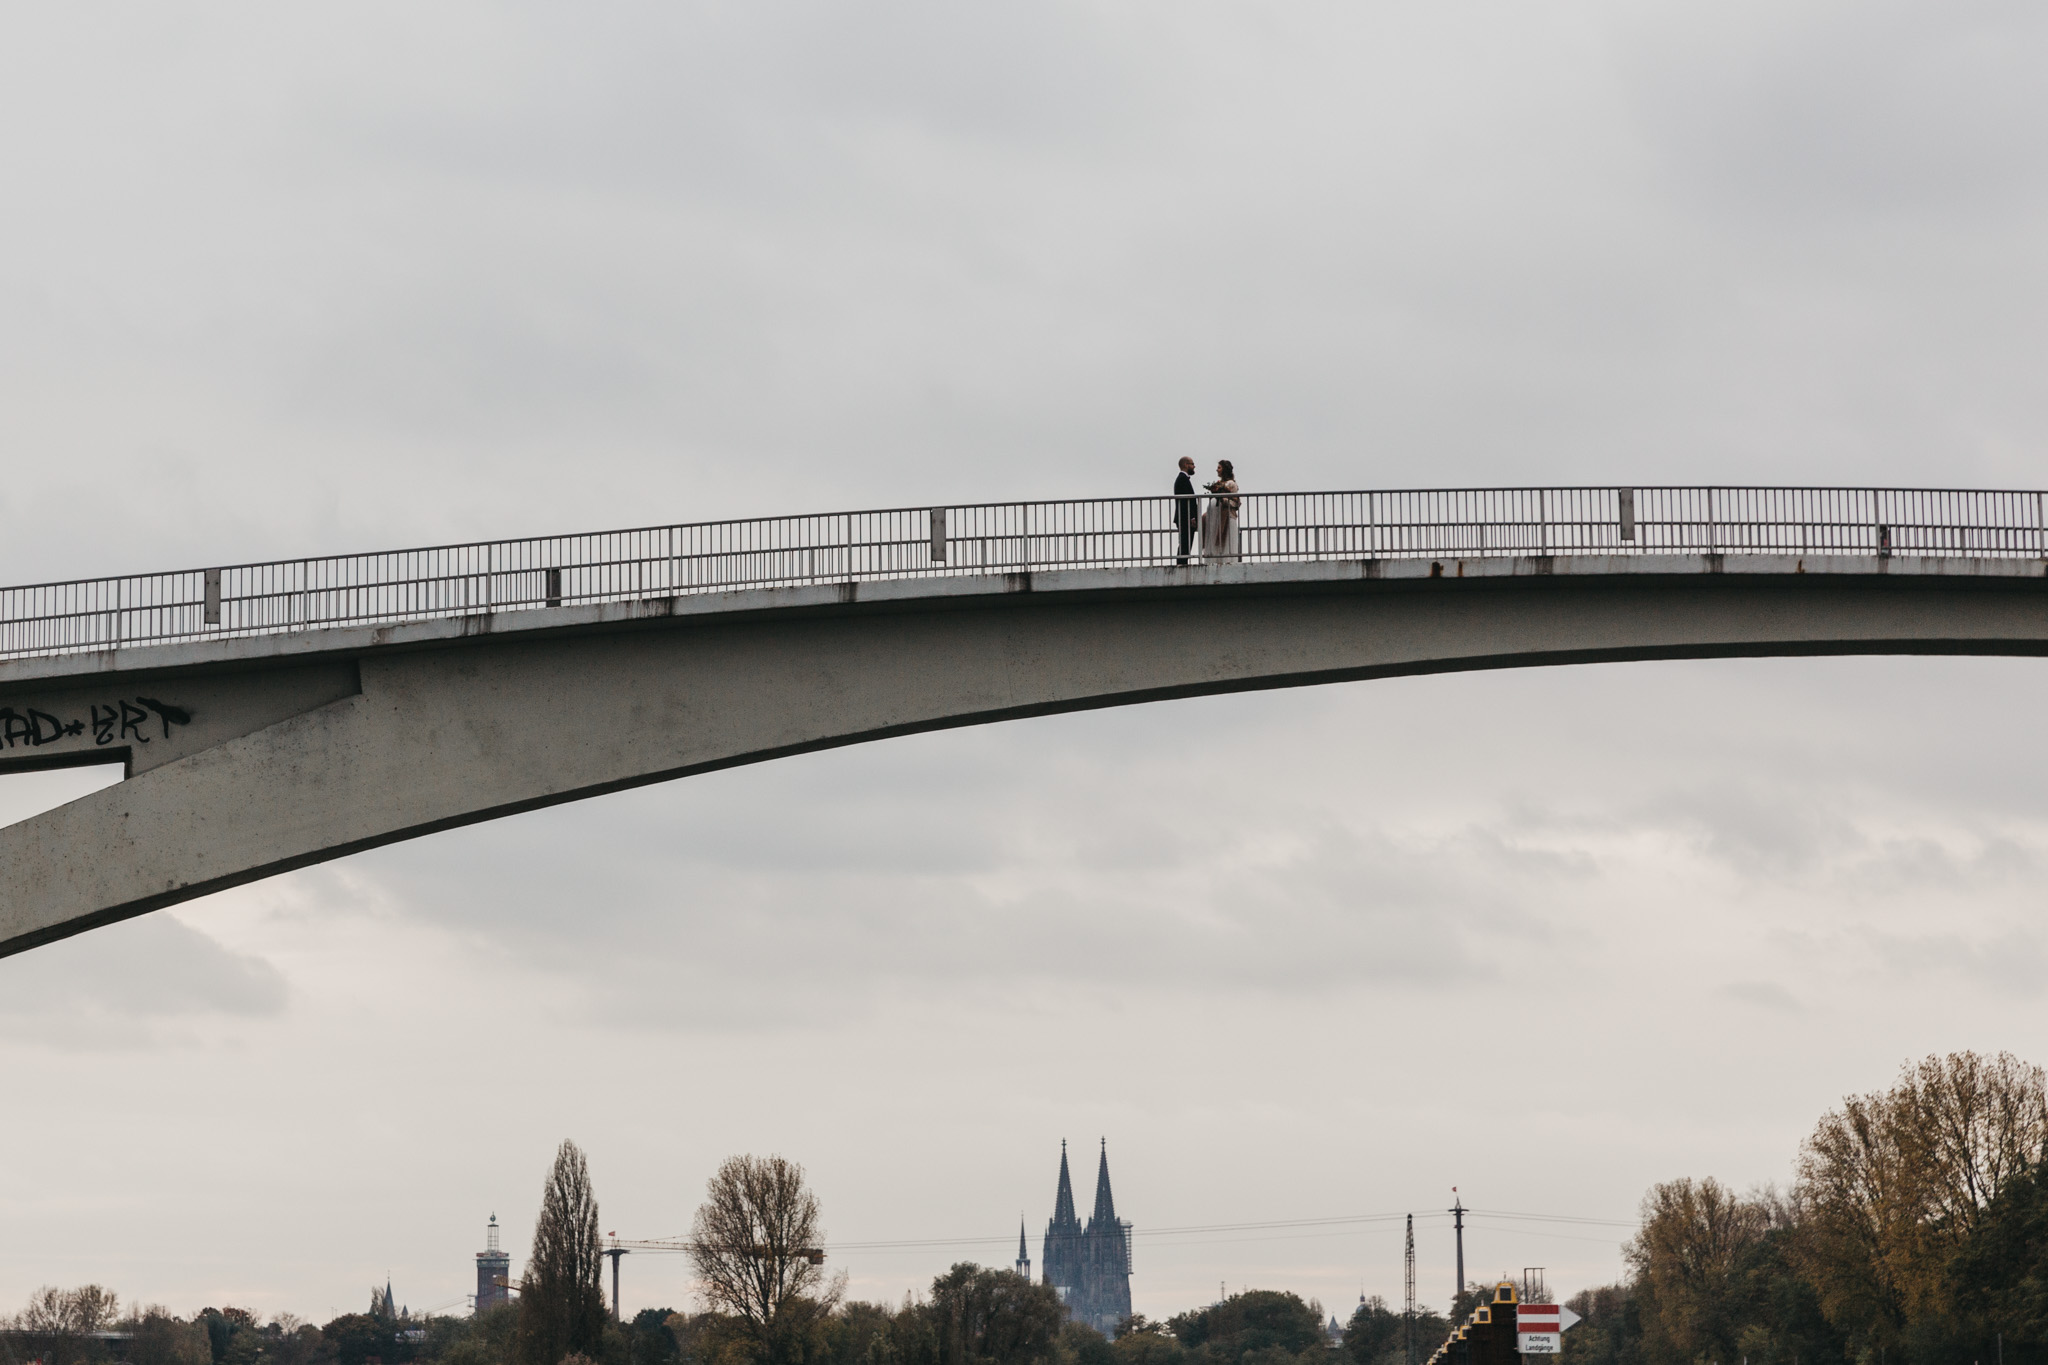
[1,486,2042,662]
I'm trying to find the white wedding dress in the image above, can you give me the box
[1200,481,1241,563]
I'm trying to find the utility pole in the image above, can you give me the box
[1449,1191,1466,1308]
[1403,1215,1417,1365]
[602,1235,629,1323]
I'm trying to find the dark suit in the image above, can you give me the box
[1173,469,1198,564]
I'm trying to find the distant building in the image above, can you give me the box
[476,1214,512,1315]
[1015,1220,1032,1281]
[1040,1140,1132,1335]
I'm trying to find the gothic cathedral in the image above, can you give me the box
[1040,1139,1132,1335]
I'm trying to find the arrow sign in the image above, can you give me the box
[1516,1304,1581,1355]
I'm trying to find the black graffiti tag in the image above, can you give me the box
[0,698,191,750]
[0,708,85,749]
[135,697,193,739]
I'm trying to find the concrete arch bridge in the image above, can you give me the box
[3,485,2046,957]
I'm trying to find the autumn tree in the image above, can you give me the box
[518,1140,610,1365]
[1793,1050,2048,1348]
[1626,1178,1770,1365]
[12,1286,122,1365]
[690,1155,840,1365]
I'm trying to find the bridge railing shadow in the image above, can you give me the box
[2,487,2043,661]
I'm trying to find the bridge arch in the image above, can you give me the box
[4,488,2047,956]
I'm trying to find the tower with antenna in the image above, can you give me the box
[1448,1191,1466,1308]
[475,1214,511,1316]
[1403,1214,1417,1365]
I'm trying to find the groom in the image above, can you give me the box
[1172,456,1199,564]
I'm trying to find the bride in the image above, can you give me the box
[1200,460,1241,563]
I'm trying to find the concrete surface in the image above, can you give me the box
[3,553,2044,956]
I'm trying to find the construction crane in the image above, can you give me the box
[609,1238,825,1264]
[604,1235,629,1323]
[593,1237,826,1316]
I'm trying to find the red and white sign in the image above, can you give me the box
[1516,1304,1581,1355]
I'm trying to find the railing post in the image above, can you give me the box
[930,508,947,563]
[204,568,223,625]
[1619,489,1636,542]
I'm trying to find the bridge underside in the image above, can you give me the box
[3,554,2044,956]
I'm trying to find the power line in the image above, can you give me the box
[616,1207,1630,1257]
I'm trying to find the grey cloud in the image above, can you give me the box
[1639,782,1866,879]
[1858,928,2048,999]
[337,760,1591,1037]
[1629,2,2048,220]
[0,913,288,1049]
[1722,981,1804,1015]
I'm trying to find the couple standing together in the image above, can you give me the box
[1173,457,1240,565]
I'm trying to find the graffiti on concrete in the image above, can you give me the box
[0,697,191,751]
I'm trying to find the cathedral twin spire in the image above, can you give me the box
[1048,1137,1118,1234]
[1040,1138,1130,1334]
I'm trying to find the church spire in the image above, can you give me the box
[1091,1138,1117,1225]
[1052,1138,1078,1228]
[1015,1217,1031,1279]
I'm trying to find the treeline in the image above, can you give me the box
[0,1143,1338,1365]
[0,1274,1347,1365]
[1559,1051,2048,1365]
[31,1058,2048,1365]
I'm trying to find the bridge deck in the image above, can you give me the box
[2,549,2043,689]
[3,486,2044,669]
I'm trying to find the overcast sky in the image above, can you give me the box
[5,0,2048,1330]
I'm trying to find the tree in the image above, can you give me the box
[1793,1051,2048,1349]
[321,1315,397,1365]
[1558,1286,1638,1365]
[125,1308,213,1365]
[813,1302,899,1365]
[1340,1298,1401,1365]
[262,1320,336,1365]
[1626,1177,1770,1365]
[518,1140,610,1365]
[1110,1332,1183,1365]
[434,1302,522,1365]
[689,1155,838,1364]
[924,1266,1064,1365]
[1053,1322,1113,1365]
[1935,1156,2048,1359]
[627,1309,683,1365]
[1167,1291,1324,1365]
[14,1286,122,1365]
